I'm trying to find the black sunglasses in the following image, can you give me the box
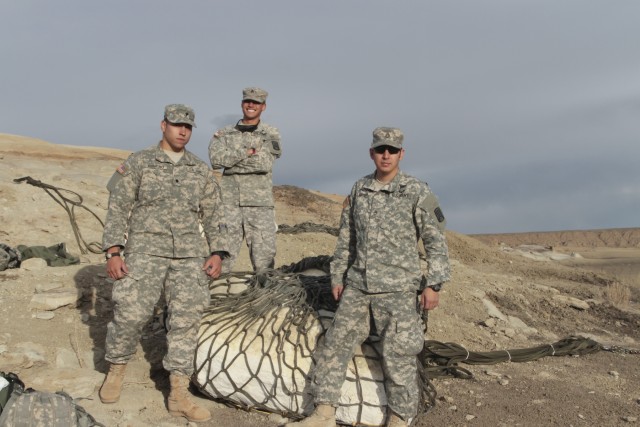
[373,145,401,155]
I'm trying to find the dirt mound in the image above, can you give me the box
[473,228,640,249]
[446,231,513,266]
[0,133,129,161]
[274,184,343,227]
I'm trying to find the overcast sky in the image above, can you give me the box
[2,1,639,234]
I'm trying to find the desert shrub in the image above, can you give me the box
[605,282,631,308]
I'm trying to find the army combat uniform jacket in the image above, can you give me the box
[208,122,281,207]
[331,171,450,293]
[102,144,228,257]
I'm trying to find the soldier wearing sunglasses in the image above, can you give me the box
[287,127,450,427]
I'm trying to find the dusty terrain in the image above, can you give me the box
[0,133,638,426]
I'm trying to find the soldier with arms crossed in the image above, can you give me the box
[100,104,229,423]
[287,127,450,427]
[209,87,281,272]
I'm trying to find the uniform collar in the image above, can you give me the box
[363,170,407,193]
[234,120,267,133]
[154,143,198,165]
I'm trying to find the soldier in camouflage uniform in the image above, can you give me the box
[208,87,281,272]
[287,128,450,427]
[100,104,229,423]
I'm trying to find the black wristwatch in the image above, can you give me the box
[210,251,227,259]
[105,252,121,260]
[427,283,442,292]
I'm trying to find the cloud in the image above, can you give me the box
[2,0,639,234]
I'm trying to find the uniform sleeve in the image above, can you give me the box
[102,156,141,251]
[200,169,229,254]
[208,130,248,170]
[330,186,357,287]
[415,186,451,286]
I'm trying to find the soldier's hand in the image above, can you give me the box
[203,254,223,278]
[107,257,128,280]
[332,284,344,301]
[420,287,440,310]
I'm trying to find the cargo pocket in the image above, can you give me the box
[111,273,140,306]
[389,311,424,357]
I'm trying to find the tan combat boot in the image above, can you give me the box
[285,404,336,427]
[386,411,409,427]
[167,373,212,422]
[99,363,127,404]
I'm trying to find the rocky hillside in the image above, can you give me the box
[1,133,638,426]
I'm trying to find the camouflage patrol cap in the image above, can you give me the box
[242,87,268,103]
[164,104,196,127]
[371,127,404,149]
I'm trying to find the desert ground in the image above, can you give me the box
[0,133,638,427]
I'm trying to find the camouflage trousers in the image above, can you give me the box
[222,205,277,272]
[105,253,210,375]
[313,287,424,420]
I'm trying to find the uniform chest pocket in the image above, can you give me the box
[139,166,172,202]
[378,195,415,242]
[175,168,207,207]
[352,194,373,233]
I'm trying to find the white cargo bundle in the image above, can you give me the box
[193,261,396,426]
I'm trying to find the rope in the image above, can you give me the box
[277,222,339,236]
[422,335,609,378]
[13,176,104,254]
[600,344,640,355]
[195,263,336,416]
[194,258,399,425]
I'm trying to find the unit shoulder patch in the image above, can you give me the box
[417,192,446,232]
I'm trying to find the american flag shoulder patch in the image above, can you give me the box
[116,164,126,175]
